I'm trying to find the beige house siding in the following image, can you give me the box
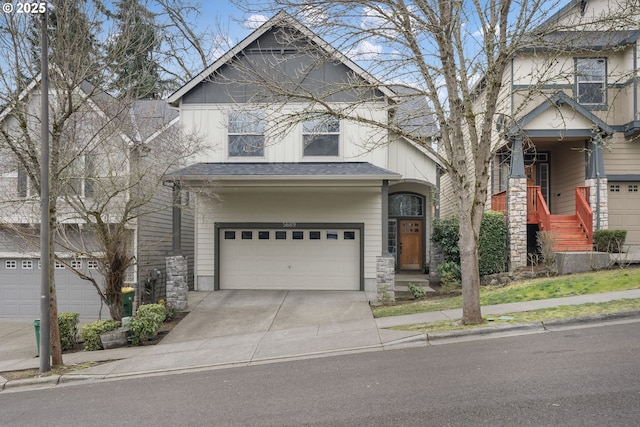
[603,133,640,175]
[195,185,382,291]
[549,142,586,215]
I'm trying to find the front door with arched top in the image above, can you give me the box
[389,193,425,271]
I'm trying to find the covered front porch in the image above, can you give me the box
[492,185,593,252]
[491,93,612,268]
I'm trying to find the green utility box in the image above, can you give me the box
[34,319,40,357]
[122,287,135,317]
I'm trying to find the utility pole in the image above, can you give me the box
[39,7,51,374]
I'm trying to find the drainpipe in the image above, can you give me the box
[595,141,601,230]
[382,180,389,255]
[172,182,182,254]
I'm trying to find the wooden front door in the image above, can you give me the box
[525,163,537,187]
[399,220,422,270]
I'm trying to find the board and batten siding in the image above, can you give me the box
[195,186,382,291]
[388,137,437,184]
[180,105,389,166]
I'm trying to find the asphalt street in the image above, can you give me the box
[1,321,638,426]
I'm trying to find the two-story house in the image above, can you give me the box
[0,79,194,319]
[166,12,440,294]
[439,0,639,270]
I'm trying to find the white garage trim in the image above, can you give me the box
[215,222,364,291]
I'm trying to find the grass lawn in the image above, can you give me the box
[373,267,640,318]
[393,298,640,334]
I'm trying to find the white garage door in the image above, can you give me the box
[608,182,640,246]
[0,258,104,319]
[220,228,360,290]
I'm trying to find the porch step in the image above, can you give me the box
[548,215,592,252]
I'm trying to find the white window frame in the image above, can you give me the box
[6,260,17,269]
[576,58,607,106]
[302,117,340,157]
[87,259,99,269]
[70,260,83,269]
[22,260,33,269]
[228,110,265,157]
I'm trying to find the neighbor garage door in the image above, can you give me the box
[608,182,640,246]
[219,227,360,290]
[0,258,103,319]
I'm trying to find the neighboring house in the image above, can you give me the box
[166,11,440,293]
[440,0,640,270]
[0,80,193,319]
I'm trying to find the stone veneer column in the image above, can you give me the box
[166,255,188,310]
[585,178,608,230]
[507,177,528,269]
[376,256,395,303]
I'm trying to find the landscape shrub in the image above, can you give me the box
[408,282,428,299]
[58,312,79,352]
[432,212,507,281]
[129,304,166,346]
[80,319,120,351]
[431,217,460,264]
[593,229,627,253]
[478,211,507,276]
[438,261,461,292]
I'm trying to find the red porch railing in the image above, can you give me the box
[575,186,593,245]
[491,190,507,215]
[528,186,551,231]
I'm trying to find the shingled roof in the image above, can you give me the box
[166,162,401,181]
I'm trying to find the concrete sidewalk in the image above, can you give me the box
[1,289,640,392]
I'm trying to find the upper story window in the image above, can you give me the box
[576,58,606,106]
[303,117,340,156]
[228,110,265,157]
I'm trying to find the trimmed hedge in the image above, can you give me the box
[432,211,507,280]
[593,229,627,253]
[58,312,79,352]
[478,211,507,276]
[80,319,120,351]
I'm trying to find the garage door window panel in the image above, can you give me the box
[276,231,287,240]
[242,231,253,240]
[293,231,304,240]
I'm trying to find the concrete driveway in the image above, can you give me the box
[162,290,378,345]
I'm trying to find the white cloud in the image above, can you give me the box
[243,14,268,30]
[346,40,383,61]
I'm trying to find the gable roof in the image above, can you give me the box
[167,10,396,107]
[507,91,614,136]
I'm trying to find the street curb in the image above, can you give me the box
[2,374,60,391]
[541,310,640,328]
[426,322,544,342]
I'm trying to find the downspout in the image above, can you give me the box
[382,180,389,255]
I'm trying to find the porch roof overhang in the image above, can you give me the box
[623,121,640,139]
[165,162,402,186]
[506,91,614,139]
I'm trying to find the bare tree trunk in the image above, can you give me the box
[458,216,482,324]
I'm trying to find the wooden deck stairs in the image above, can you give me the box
[492,186,594,253]
[548,214,593,252]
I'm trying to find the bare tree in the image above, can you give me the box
[226,0,639,324]
[0,1,203,367]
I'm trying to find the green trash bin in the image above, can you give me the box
[122,287,135,317]
[33,319,40,357]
